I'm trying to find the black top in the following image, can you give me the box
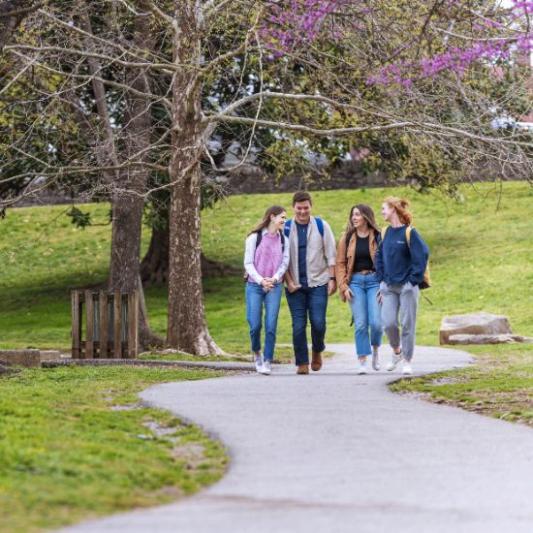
[354,235,374,272]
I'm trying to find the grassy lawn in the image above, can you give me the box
[2,182,531,352]
[391,343,533,428]
[0,181,531,529]
[0,366,227,532]
[0,181,531,423]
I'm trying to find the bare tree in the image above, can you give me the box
[75,0,165,348]
[1,0,531,355]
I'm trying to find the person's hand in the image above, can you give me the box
[377,291,383,305]
[344,288,353,302]
[286,281,301,293]
[328,279,337,296]
[261,278,274,291]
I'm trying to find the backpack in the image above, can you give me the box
[381,225,431,290]
[243,229,286,282]
[284,216,324,239]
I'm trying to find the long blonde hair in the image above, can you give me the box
[384,196,413,226]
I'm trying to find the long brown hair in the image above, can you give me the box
[384,196,413,225]
[345,204,380,243]
[248,205,286,236]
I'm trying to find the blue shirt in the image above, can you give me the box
[296,222,308,287]
[375,226,429,286]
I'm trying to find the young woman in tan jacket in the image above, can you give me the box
[336,204,383,374]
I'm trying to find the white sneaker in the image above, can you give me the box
[372,351,381,371]
[254,354,264,373]
[357,359,368,375]
[260,360,272,375]
[402,362,413,375]
[386,351,403,371]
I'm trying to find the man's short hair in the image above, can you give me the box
[292,191,312,206]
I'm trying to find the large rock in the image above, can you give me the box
[0,349,41,368]
[439,313,512,345]
[447,334,533,345]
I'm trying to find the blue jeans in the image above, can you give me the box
[245,282,282,362]
[349,273,383,357]
[285,284,328,365]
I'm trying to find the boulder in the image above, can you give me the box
[439,312,511,345]
[447,334,533,345]
[0,349,41,368]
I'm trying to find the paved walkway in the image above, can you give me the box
[63,345,533,533]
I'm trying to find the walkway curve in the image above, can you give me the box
[62,345,533,533]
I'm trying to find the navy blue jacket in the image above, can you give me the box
[375,226,429,286]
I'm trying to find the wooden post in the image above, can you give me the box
[71,290,81,358]
[85,290,94,359]
[127,291,139,358]
[70,289,140,360]
[113,290,122,358]
[99,290,109,358]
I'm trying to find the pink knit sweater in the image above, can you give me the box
[253,233,282,279]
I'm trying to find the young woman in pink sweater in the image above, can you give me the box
[244,206,290,375]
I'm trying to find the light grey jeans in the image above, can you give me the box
[379,281,419,361]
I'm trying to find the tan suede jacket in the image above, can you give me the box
[336,230,380,301]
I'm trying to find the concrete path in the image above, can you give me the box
[63,345,533,533]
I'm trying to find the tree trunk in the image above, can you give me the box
[101,2,163,350]
[167,165,222,355]
[141,221,238,284]
[166,1,222,355]
[141,224,169,285]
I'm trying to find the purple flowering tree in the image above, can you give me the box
[264,0,532,86]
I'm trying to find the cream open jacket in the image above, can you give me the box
[285,216,337,288]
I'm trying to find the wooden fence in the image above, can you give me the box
[71,290,139,359]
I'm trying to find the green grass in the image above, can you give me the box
[0,366,227,532]
[2,182,531,352]
[0,181,532,529]
[0,181,532,423]
[391,343,533,428]
[198,182,533,348]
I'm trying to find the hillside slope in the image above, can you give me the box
[0,181,531,351]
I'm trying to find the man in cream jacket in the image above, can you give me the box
[284,191,337,374]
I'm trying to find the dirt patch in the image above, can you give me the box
[140,419,212,469]
[143,420,180,438]
[172,442,207,469]
[400,391,432,401]
[430,376,466,386]
[111,403,142,411]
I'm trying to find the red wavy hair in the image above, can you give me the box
[384,196,413,225]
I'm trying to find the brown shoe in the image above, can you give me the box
[296,364,309,375]
[311,351,323,372]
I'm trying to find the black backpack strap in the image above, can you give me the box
[254,230,263,257]
[279,230,285,253]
